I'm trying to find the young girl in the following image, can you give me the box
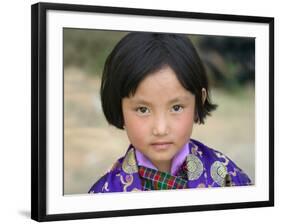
[88,32,252,193]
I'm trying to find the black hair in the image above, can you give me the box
[100,32,217,129]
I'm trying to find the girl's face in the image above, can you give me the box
[122,66,196,173]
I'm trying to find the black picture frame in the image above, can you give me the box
[31,2,274,222]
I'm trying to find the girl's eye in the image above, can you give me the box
[171,105,183,113]
[136,107,150,115]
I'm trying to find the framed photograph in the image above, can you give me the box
[31,2,274,222]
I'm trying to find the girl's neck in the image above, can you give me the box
[152,161,171,173]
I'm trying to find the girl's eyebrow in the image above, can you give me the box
[168,96,191,104]
[130,96,191,105]
[130,98,153,106]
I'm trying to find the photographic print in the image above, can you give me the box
[63,30,254,195]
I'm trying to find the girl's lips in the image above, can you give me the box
[151,142,173,150]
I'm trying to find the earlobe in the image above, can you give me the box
[201,88,207,105]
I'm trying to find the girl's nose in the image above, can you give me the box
[152,114,169,136]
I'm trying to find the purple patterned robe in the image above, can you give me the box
[88,139,252,193]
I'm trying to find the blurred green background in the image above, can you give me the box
[63,29,255,194]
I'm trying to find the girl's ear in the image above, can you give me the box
[201,88,207,105]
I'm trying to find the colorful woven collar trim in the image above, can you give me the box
[138,165,188,190]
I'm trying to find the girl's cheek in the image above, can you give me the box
[173,113,194,132]
[126,122,149,147]
[125,116,149,136]
[134,118,149,134]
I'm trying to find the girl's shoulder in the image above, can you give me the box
[189,139,252,186]
[189,138,229,161]
[190,138,240,165]
[88,148,143,193]
[88,158,124,193]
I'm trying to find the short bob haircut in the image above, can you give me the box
[100,32,217,129]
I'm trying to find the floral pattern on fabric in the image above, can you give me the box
[88,139,252,193]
